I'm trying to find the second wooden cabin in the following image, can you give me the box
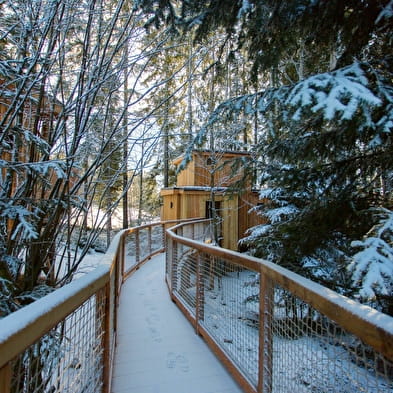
[160,150,264,250]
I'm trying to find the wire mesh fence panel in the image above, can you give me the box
[198,254,260,388]
[9,289,106,393]
[124,231,137,271]
[165,238,173,288]
[181,223,195,243]
[165,220,212,288]
[138,227,150,262]
[172,240,197,318]
[193,221,214,243]
[151,224,164,253]
[268,284,393,393]
[166,220,393,393]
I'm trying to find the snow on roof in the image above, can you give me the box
[172,149,251,166]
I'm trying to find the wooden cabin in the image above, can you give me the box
[0,70,64,238]
[0,75,63,150]
[160,150,264,250]
[0,71,63,191]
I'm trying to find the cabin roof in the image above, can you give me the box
[172,149,251,166]
[161,186,228,194]
[161,186,261,194]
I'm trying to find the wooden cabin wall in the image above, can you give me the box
[179,192,206,219]
[238,192,266,242]
[161,189,241,251]
[160,192,181,221]
[193,153,245,187]
[176,160,195,187]
[0,84,63,239]
[175,152,247,188]
[161,190,210,221]
[193,154,211,187]
[162,151,263,251]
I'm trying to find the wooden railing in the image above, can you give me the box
[1,218,392,393]
[166,219,393,393]
[0,219,187,393]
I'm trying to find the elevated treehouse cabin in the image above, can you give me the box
[0,68,63,194]
[0,68,64,282]
[160,150,263,250]
[0,69,64,211]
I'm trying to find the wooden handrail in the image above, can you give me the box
[0,229,126,370]
[166,221,393,362]
[0,266,110,370]
[1,217,391,393]
[0,218,204,390]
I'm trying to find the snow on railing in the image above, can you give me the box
[0,220,184,393]
[2,218,392,393]
[166,220,393,393]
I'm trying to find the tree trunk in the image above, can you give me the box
[187,37,193,145]
[138,144,144,225]
[122,42,129,229]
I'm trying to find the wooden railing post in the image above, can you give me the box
[0,363,11,393]
[258,272,273,393]
[102,281,111,393]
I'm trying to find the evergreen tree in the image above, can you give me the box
[0,0,165,317]
[137,0,393,312]
[137,27,201,187]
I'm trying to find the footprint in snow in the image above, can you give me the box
[176,354,189,372]
[147,326,162,342]
[166,352,189,372]
[166,352,176,368]
[146,313,160,324]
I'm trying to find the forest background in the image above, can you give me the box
[0,0,392,318]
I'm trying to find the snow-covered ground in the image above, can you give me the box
[68,206,161,278]
[173,265,392,393]
[78,205,157,230]
[195,271,393,393]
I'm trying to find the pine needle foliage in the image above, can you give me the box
[136,0,393,312]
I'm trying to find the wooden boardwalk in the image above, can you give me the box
[111,253,244,393]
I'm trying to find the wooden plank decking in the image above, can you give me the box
[111,253,244,393]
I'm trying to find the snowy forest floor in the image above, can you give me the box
[111,253,243,393]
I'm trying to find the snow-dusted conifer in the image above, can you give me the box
[349,208,393,311]
[136,0,393,312]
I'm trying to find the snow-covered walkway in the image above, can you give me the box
[111,253,244,393]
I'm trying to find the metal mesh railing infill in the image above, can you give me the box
[2,218,392,393]
[0,220,174,393]
[124,222,165,277]
[9,290,106,393]
[166,220,393,393]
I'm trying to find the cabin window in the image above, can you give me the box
[206,157,213,166]
[170,201,174,208]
